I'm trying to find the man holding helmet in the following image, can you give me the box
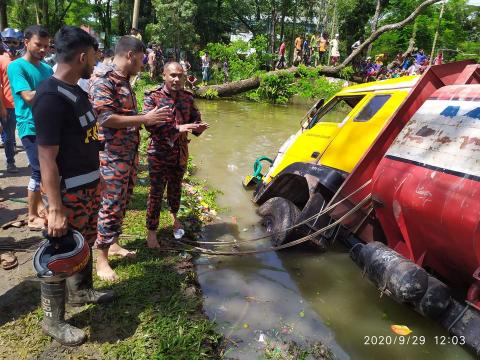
[33,26,115,346]
[0,28,23,173]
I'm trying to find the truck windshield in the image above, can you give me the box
[307,95,364,129]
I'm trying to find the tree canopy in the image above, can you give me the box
[0,0,477,61]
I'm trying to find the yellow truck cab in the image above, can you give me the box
[249,76,419,248]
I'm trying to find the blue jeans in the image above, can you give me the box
[0,108,16,164]
[21,135,41,192]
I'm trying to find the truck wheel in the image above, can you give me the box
[257,197,300,247]
[290,193,330,252]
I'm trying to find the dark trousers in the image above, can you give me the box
[146,155,185,231]
[0,108,16,164]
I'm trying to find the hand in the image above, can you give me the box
[177,123,201,133]
[193,122,209,134]
[46,208,68,238]
[143,106,173,127]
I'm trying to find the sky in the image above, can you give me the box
[467,0,480,6]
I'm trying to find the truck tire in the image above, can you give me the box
[257,197,300,247]
[290,193,330,252]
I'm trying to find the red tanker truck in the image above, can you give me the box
[322,61,480,354]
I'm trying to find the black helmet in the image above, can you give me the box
[33,230,90,282]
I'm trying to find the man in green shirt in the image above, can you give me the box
[8,25,53,231]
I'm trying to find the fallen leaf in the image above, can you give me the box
[299,310,305,318]
[391,324,412,336]
[243,323,249,329]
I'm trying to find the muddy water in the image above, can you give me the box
[189,100,474,360]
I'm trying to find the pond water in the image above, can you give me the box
[189,99,474,360]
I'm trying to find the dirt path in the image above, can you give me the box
[0,148,45,337]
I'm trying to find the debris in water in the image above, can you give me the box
[258,333,266,343]
[227,164,238,171]
[390,324,412,336]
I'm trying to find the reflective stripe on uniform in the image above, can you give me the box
[64,170,100,189]
[79,114,88,127]
[57,86,78,103]
[86,111,95,122]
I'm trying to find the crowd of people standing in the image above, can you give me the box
[0,24,208,346]
[275,32,441,82]
[277,32,336,69]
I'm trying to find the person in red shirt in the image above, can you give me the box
[276,40,286,69]
[0,28,23,173]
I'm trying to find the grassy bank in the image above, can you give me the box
[0,76,222,359]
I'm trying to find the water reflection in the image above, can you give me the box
[190,99,474,360]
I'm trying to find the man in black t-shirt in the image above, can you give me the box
[33,26,115,346]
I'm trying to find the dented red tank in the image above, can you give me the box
[372,85,480,291]
[328,62,480,353]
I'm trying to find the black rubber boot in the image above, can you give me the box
[66,256,116,307]
[41,280,86,346]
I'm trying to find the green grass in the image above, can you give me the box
[0,74,222,359]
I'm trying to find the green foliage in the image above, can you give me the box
[292,76,343,101]
[339,65,355,80]
[202,88,219,99]
[371,0,479,63]
[203,35,274,83]
[149,0,199,53]
[256,71,295,104]
[295,64,321,78]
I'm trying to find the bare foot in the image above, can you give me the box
[37,205,47,219]
[147,230,160,249]
[28,216,45,231]
[96,249,119,282]
[108,243,136,258]
[172,218,183,231]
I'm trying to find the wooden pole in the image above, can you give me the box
[430,0,445,61]
[132,0,140,29]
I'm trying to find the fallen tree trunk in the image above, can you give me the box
[195,77,261,97]
[194,0,441,98]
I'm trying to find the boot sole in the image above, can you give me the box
[41,326,86,346]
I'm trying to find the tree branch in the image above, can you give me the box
[58,0,74,23]
[323,0,442,73]
[230,8,257,35]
